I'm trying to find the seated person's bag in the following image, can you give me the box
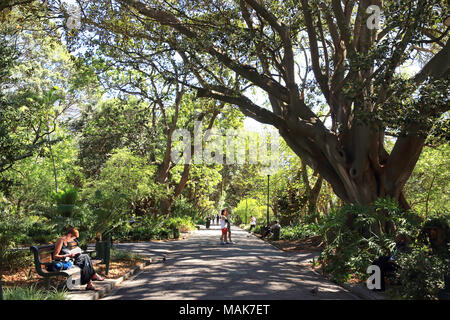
[46,260,73,272]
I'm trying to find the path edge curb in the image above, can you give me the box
[247,227,386,301]
[67,259,152,300]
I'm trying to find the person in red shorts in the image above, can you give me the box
[220,208,229,245]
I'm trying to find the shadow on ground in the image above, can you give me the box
[104,225,359,300]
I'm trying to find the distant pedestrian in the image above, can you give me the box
[216,214,219,225]
[225,208,233,244]
[249,216,256,233]
[220,209,229,245]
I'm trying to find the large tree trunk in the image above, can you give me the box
[281,125,425,210]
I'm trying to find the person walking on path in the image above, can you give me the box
[249,216,256,233]
[216,214,220,225]
[220,209,229,245]
[225,208,233,244]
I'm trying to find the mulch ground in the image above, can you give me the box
[112,231,192,244]
[1,259,146,290]
[1,232,192,290]
[257,235,324,252]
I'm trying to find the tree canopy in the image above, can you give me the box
[61,0,449,209]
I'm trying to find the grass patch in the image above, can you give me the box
[110,247,145,262]
[3,284,66,300]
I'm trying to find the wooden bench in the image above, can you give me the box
[30,241,100,289]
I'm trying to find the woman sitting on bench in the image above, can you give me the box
[54,227,104,291]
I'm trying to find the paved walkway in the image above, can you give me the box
[102,225,360,300]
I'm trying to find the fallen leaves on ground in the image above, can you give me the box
[1,257,149,289]
[264,235,324,252]
[94,259,147,279]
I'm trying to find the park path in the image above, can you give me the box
[102,224,360,300]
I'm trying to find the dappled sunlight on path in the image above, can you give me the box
[103,225,359,300]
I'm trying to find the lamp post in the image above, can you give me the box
[245,198,248,225]
[267,174,270,226]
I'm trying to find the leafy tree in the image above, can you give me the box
[77,0,449,213]
[233,198,270,226]
[0,0,36,13]
[1,127,83,213]
[81,147,164,216]
[0,9,98,179]
[405,144,450,215]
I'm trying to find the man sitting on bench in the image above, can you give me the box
[261,221,280,239]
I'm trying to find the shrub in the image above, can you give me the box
[152,226,170,239]
[318,200,406,283]
[26,219,58,244]
[393,244,449,300]
[123,215,179,241]
[171,197,198,218]
[52,187,78,217]
[164,216,196,233]
[0,213,33,271]
[318,199,449,299]
[253,225,262,234]
[126,215,163,241]
[279,224,319,241]
[3,285,66,300]
[195,217,206,225]
[110,247,143,262]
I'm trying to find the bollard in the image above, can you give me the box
[95,241,106,261]
[173,227,180,239]
[272,225,280,241]
[104,235,111,276]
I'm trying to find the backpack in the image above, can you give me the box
[46,260,73,272]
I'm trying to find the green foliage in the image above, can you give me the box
[0,218,32,270]
[279,224,319,241]
[318,199,449,299]
[52,187,78,217]
[405,144,450,215]
[26,219,58,244]
[0,21,97,176]
[233,198,271,225]
[110,247,143,262]
[3,285,66,300]
[164,216,196,233]
[125,215,169,241]
[88,190,129,239]
[0,212,55,271]
[82,148,162,206]
[393,244,449,300]
[80,148,164,239]
[1,128,85,212]
[118,214,197,241]
[74,98,153,177]
[0,0,449,301]
[318,199,418,283]
[170,197,199,219]
[53,188,78,206]
[196,217,206,225]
